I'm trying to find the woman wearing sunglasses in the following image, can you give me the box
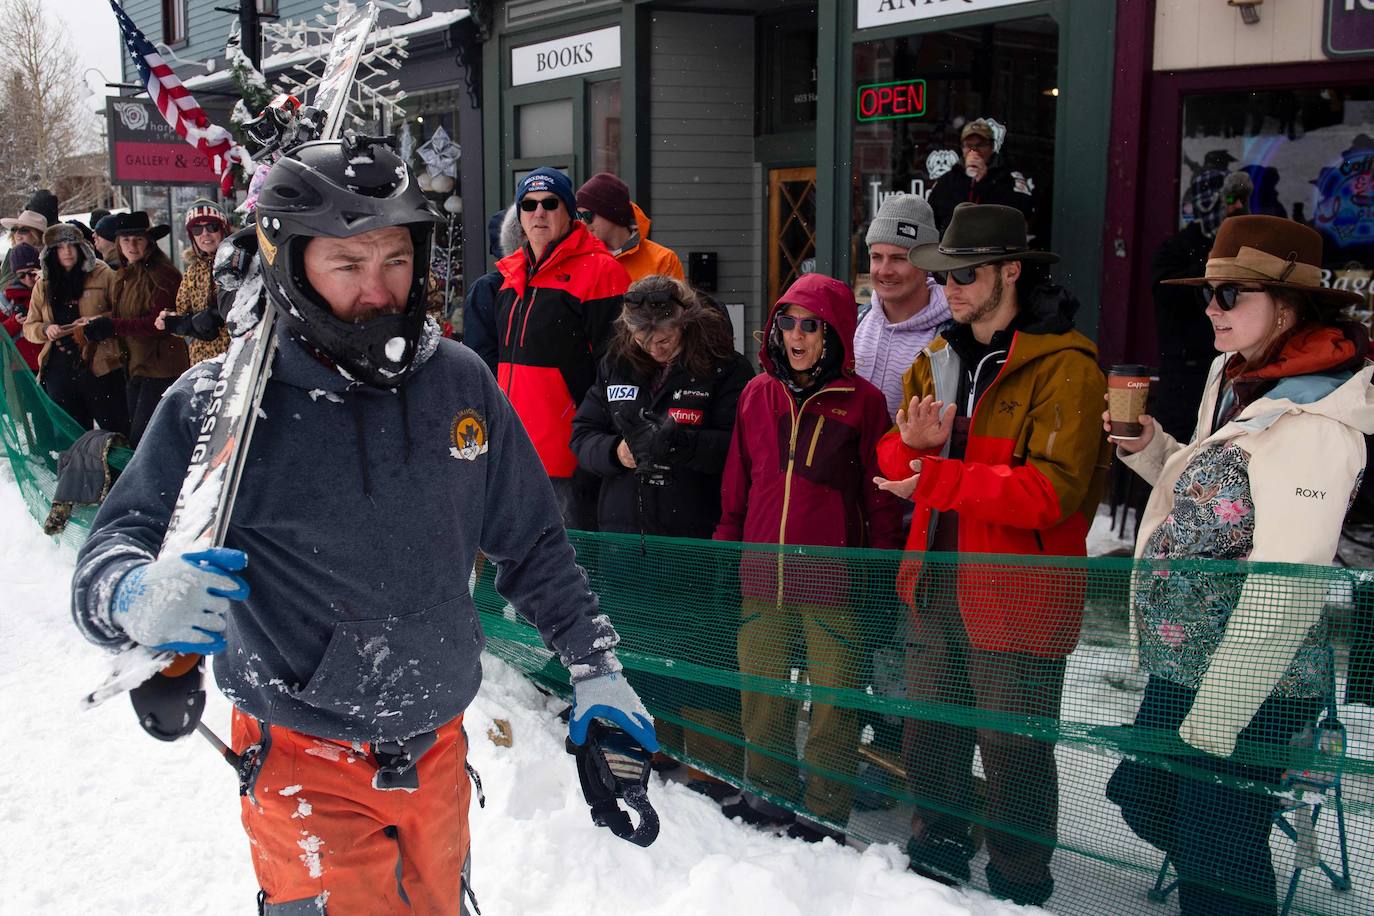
[1107,215,1373,915]
[157,198,232,364]
[714,273,903,843]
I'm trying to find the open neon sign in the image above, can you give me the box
[856,79,928,122]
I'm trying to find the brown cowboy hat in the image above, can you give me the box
[908,203,1059,272]
[1161,214,1361,307]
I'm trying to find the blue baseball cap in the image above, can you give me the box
[515,167,576,216]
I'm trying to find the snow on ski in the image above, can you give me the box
[82,3,380,710]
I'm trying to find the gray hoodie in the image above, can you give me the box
[72,324,619,742]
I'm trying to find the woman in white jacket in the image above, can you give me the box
[1104,216,1372,915]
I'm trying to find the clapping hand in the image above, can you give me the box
[896,395,955,451]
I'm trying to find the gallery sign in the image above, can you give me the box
[857,0,1040,31]
[511,26,621,86]
[1324,0,1374,58]
[106,97,230,186]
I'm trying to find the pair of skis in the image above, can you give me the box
[82,4,380,710]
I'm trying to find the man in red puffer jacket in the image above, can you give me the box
[494,167,629,530]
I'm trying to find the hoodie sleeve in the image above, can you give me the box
[478,371,620,681]
[859,386,905,550]
[71,365,215,648]
[713,381,755,541]
[1179,412,1365,758]
[912,348,1108,529]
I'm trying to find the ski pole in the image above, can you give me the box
[196,721,242,769]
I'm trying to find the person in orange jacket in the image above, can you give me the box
[575,172,685,283]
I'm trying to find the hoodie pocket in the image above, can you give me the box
[295,595,485,725]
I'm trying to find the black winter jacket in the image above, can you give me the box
[927,162,1037,235]
[571,352,754,537]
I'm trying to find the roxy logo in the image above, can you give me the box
[537,42,594,73]
[1295,487,1327,500]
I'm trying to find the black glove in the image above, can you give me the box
[189,308,225,340]
[82,315,115,342]
[160,312,194,337]
[613,409,682,467]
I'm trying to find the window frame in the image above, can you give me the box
[161,0,187,48]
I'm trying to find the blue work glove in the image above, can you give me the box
[569,671,659,753]
[111,548,249,654]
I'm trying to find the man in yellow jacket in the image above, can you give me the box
[575,172,685,283]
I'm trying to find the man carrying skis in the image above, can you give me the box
[70,137,657,914]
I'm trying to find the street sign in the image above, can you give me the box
[106,97,233,186]
[1324,0,1374,58]
[857,79,928,122]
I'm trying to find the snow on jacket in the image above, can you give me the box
[111,254,189,379]
[23,256,123,379]
[173,246,230,364]
[877,288,1111,658]
[571,347,753,537]
[1123,338,1374,758]
[854,280,951,421]
[612,202,685,284]
[71,325,620,743]
[715,274,904,606]
[495,222,630,478]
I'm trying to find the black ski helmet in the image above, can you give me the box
[254,136,443,388]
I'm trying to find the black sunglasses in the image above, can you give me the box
[519,198,562,213]
[1199,284,1261,311]
[931,266,980,286]
[576,209,595,224]
[188,223,221,237]
[16,269,39,279]
[776,314,823,334]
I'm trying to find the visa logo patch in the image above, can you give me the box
[607,385,639,401]
[668,407,704,425]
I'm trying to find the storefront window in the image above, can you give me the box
[1178,87,1374,313]
[849,17,1058,299]
[518,99,574,158]
[759,12,818,134]
[588,79,622,177]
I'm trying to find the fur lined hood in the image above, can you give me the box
[39,223,101,274]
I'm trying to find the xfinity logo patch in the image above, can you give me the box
[607,385,639,401]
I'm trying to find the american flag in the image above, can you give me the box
[108,0,244,193]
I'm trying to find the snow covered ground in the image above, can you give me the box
[0,467,1029,915]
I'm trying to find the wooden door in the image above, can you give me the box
[768,166,817,306]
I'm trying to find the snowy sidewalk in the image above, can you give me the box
[0,470,1028,915]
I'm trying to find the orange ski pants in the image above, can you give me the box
[232,710,475,914]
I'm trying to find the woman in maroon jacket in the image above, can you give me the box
[714,272,903,843]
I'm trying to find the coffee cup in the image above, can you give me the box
[1107,365,1151,439]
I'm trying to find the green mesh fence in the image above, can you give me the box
[1,330,132,550]
[5,326,1374,913]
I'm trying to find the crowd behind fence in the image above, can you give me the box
[4,329,1373,915]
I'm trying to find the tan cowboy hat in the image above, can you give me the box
[1,210,48,234]
[1162,214,1362,307]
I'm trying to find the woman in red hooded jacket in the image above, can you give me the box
[714,273,903,843]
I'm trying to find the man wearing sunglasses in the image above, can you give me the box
[873,203,1109,906]
[495,167,630,529]
[574,172,684,283]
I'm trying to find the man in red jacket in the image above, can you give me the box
[874,204,1109,906]
[495,167,630,529]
